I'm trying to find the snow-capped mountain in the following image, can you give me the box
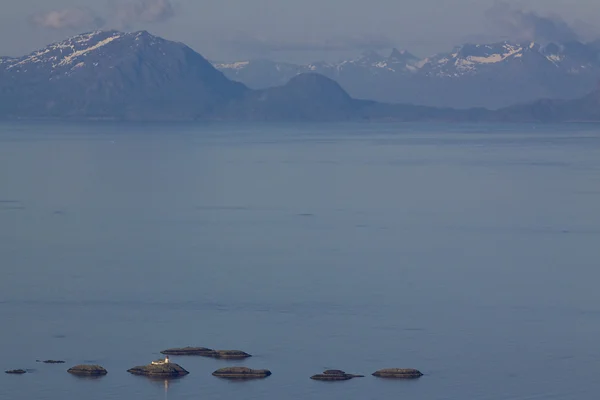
[4,31,127,77]
[418,42,533,77]
[315,49,420,75]
[214,48,420,89]
[215,41,600,108]
[212,59,307,89]
[0,30,246,118]
[417,41,600,78]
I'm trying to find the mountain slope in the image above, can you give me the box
[222,73,360,121]
[0,30,247,119]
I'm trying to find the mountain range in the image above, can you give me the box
[1,30,600,122]
[215,41,600,109]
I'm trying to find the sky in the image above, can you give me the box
[1,0,599,63]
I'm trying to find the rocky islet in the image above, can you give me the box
[127,361,189,377]
[372,368,423,379]
[310,370,365,381]
[67,365,108,376]
[212,367,272,379]
[161,347,251,359]
[160,347,215,356]
[213,350,252,359]
[5,369,27,374]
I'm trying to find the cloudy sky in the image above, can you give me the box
[1,0,598,62]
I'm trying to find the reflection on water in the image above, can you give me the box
[68,374,106,381]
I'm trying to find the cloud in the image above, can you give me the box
[224,33,395,54]
[572,18,600,42]
[31,7,105,30]
[30,0,176,31]
[485,1,580,43]
[109,0,175,29]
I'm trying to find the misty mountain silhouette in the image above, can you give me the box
[216,41,600,109]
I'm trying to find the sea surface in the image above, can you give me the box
[1,122,600,400]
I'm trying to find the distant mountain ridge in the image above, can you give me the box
[214,40,600,109]
[1,30,600,122]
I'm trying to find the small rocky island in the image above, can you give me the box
[160,347,215,356]
[372,368,423,378]
[310,370,365,381]
[38,360,65,364]
[161,347,251,359]
[212,367,271,379]
[67,365,108,376]
[127,356,189,377]
[5,369,27,374]
[213,350,252,359]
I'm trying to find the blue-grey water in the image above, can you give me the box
[1,122,600,400]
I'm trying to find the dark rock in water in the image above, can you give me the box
[39,360,65,364]
[160,347,251,359]
[67,365,108,376]
[161,347,216,356]
[323,370,347,375]
[127,362,189,377]
[310,370,365,381]
[214,350,252,359]
[372,368,423,378]
[212,367,271,379]
[5,369,27,374]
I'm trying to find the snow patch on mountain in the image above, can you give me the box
[468,45,522,64]
[58,33,121,67]
[214,61,250,70]
[215,48,421,79]
[546,54,564,64]
[416,42,541,77]
[2,30,170,74]
[6,48,52,69]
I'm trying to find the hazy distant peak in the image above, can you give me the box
[284,72,350,96]
[455,41,522,57]
[388,48,417,62]
[359,49,383,60]
[210,35,600,109]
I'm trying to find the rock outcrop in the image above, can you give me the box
[212,367,271,379]
[38,360,65,364]
[5,369,27,374]
[161,347,251,359]
[310,370,365,381]
[372,368,423,378]
[161,347,215,356]
[67,365,108,376]
[213,350,252,359]
[127,362,189,377]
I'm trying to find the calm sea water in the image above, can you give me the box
[1,122,600,400]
